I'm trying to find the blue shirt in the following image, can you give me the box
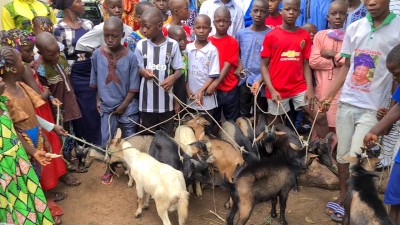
[296,0,330,31]
[392,86,400,163]
[236,27,271,86]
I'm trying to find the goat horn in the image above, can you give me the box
[275,131,286,136]
[265,125,269,133]
[271,125,276,133]
[289,142,300,150]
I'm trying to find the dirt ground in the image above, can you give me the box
[54,161,343,225]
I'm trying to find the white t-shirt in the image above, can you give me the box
[135,38,184,113]
[340,13,400,110]
[391,0,400,16]
[199,0,244,37]
[186,42,220,110]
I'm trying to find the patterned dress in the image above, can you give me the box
[0,97,54,225]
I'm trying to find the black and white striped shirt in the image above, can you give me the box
[135,38,184,113]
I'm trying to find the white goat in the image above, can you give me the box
[109,139,189,225]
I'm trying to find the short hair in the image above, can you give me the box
[168,25,185,37]
[35,32,58,51]
[214,6,231,19]
[194,14,211,27]
[387,44,400,64]
[104,16,124,33]
[141,8,164,24]
[330,0,348,9]
[252,0,269,8]
[135,1,155,16]
[0,46,17,75]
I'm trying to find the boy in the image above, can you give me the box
[162,0,194,42]
[236,0,270,118]
[199,0,244,36]
[320,0,400,222]
[260,0,329,138]
[265,0,282,29]
[208,6,240,122]
[135,8,184,136]
[125,1,155,52]
[152,0,172,24]
[301,22,317,41]
[76,0,133,53]
[186,15,220,126]
[364,43,400,225]
[168,25,188,114]
[90,17,140,185]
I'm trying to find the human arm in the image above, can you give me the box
[161,44,185,91]
[75,25,103,53]
[303,60,315,109]
[206,61,231,95]
[36,115,68,135]
[161,69,181,91]
[197,77,216,106]
[260,57,280,102]
[17,132,52,166]
[309,32,338,70]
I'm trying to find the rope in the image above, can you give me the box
[56,104,61,126]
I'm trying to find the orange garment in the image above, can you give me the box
[309,29,344,127]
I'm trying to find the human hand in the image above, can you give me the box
[270,89,281,103]
[114,103,127,115]
[42,86,50,99]
[53,125,68,136]
[33,150,52,166]
[251,81,261,96]
[376,108,388,120]
[141,69,155,80]
[97,98,101,113]
[363,132,379,148]
[187,87,195,101]
[319,95,333,113]
[320,49,337,59]
[305,88,316,110]
[234,64,243,77]
[161,76,176,92]
[196,90,204,106]
[50,98,63,107]
[205,82,217,96]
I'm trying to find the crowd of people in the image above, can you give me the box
[1,0,400,224]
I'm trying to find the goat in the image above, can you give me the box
[227,146,317,225]
[108,138,189,225]
[150,130,210,197]
[343,148,392,225]
[220,121,260,162]
[235,117,254,143]
[308,132,334,167]
[84,134,154,187]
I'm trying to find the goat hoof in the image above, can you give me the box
[195,189,202,197]
[134,210,142,218]
[271,213,278,218]
[143,204,149,210]
[224,202,232,210]
[128,183,133,188]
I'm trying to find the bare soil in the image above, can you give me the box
[55,161,341,225]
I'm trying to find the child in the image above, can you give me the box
[344,0,367,28]
[260,0,329,138]
[75,0,133,53]
[125,1,155,52]
[309,0,347,155]
[152,0,172,24]
[301,22,317,41]
[319,0,400,221]
[363,43,400,225]
[90,17,140,185]
[33,32,81,126]
[186,14,220,126]
[0,46,63,225]
[32,16,65,60]
[168,25,188,114]
[236,0,270,118]
[199,0,245,37]
[208,6,240,123]
[265,0,282,29]
[135,8,184,136]
[162,0,193,42]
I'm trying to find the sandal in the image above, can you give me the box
[325,202,339,216]
[331,205,345,222]
[101,173,114,186]
[60,173,81,186]
[46,191,68,202]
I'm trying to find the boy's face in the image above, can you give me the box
[327,3,347,29]
[153,0,169,14]
[174,2,190,21]
[106,0,123,18]
[213,11,231,36]
[269,0,281,14]
[302,24,317,41]
[70,0,85,16]
[387,62,400,83]
[281,0,300,25]
[364,0,390,19]
[19,42,34,63]
[251,1,269,25]
[104,25,124,50]
[169,31,187,51]
[39,43,60,65]
[194,17,211,41]
[141,17,162,40]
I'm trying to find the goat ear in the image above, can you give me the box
[325,132,334,141]
[275,131,286,136]
[343,156,358,163]
[264,125,269,133]
[290,142,301,150]
[308,153,318,158]
[255,132,265,142]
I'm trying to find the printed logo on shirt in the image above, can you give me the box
[300,40,306,49]
[280,51,301,61]
[147,63,167,71]
[166,53,172,64]
[347,50,380,93]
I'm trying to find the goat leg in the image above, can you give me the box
[226,200,238,225]
[135,185,144,218]
[224,197,233,209]
[143,193,150,210]
[270,196,278,218]
[278,193,289,225]
[195,181,202,197]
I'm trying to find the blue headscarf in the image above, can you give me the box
[354,53,375,69]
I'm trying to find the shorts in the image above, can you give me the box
[267,91,307,116]
[384,161,400,205]
[335,103,378,164]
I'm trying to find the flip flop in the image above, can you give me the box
[52,192,68,202]
[325,202,339,216]
[101,173,114,186]
[331,205,345,222]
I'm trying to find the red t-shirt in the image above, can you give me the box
[208,35,239,92]
[265,14,282,29]
[260,27,311,98]
[162,23,194,43]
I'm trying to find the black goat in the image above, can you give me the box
[308,132,334,167]
[149,131,209,189]
[343,148,392,225]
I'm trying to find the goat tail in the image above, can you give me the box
[178,191,189,225]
